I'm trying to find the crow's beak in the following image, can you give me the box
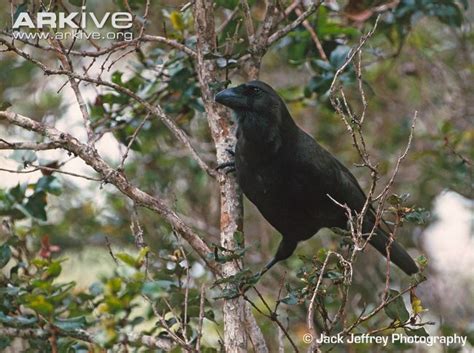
[215,87,246,110]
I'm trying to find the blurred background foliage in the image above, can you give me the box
[0,0,472,351]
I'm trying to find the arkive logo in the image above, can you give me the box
[12,6,133,29]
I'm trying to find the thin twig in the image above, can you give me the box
[295,7,327,61]
[118,112,151,171]
[196,285,206,351]
[267,0,322,46]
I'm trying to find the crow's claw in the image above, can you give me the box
[216,161,236,174]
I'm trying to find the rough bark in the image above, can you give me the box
[193,0,249,351]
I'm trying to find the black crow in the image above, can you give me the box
[214,80,419,276]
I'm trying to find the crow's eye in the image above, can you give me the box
[250,87,261,94]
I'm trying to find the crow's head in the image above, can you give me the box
[214,80,282,115]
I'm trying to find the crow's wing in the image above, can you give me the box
[292,131,418,275]
[295,131,389,230]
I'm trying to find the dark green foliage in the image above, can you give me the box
[384,289,410,322]
[0,176,62,221]
[0,226,216,350]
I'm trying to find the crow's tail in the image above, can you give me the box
[368,230,419,275]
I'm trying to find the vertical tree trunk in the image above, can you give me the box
[194,0,247,351]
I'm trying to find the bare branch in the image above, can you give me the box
[329,16,381,96]
[307,251,351,353]
[374,112,418,201]
[142,294,195,351]
[0,140,62,150]
[196,285,206,351]
[243,292,299,353]
[49,38,95,143]
[244,303,269,353]
[267,0,322,46]
[257,1,279,49]
[0,164,102,181]
[118,112,151,171]
[240,0,256,49]
[295,7,327,61]
[142,35,197,57]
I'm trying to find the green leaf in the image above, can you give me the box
[111,71,123,85]
[317,248,329,262]
[31,279,52,290]
[32,258,49,268]
[329,45,351,69]
[404,208,430,225]
[280,292,298,305]
[106,277,123,293]
[23,191,47,221]
[313,59,334,71]
[0,285,20,296]
[89,282,104,296]
[387,194,402,206]
[170,11,184,31]
[113,124,143,152]
[27,295,54,316]
[35,176,62,195]
[0,243,12,268]
[384,289,410,322]
[0,337,11,350]
[405,327,429,337]
[327,271,344,280]
[13,1,28,23]
[137,246,150,266]
[0,312,37,326]
[233,231,244,248]
[10,150,37,166]
[54,316,87,331]
[0,101,11,110]
[213,287,240,300]
[142,280,173,295]
[116,252,138,268]
[9,183,27,202]
[46,260,62,278]
[203,52,223,60]
[205,309,215,322]
[416,255,428,269]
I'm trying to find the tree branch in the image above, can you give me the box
[0,37,215,177]
[0,140,62,150]
[0,110,220,276]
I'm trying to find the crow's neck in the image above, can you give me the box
[236,110,298,157]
